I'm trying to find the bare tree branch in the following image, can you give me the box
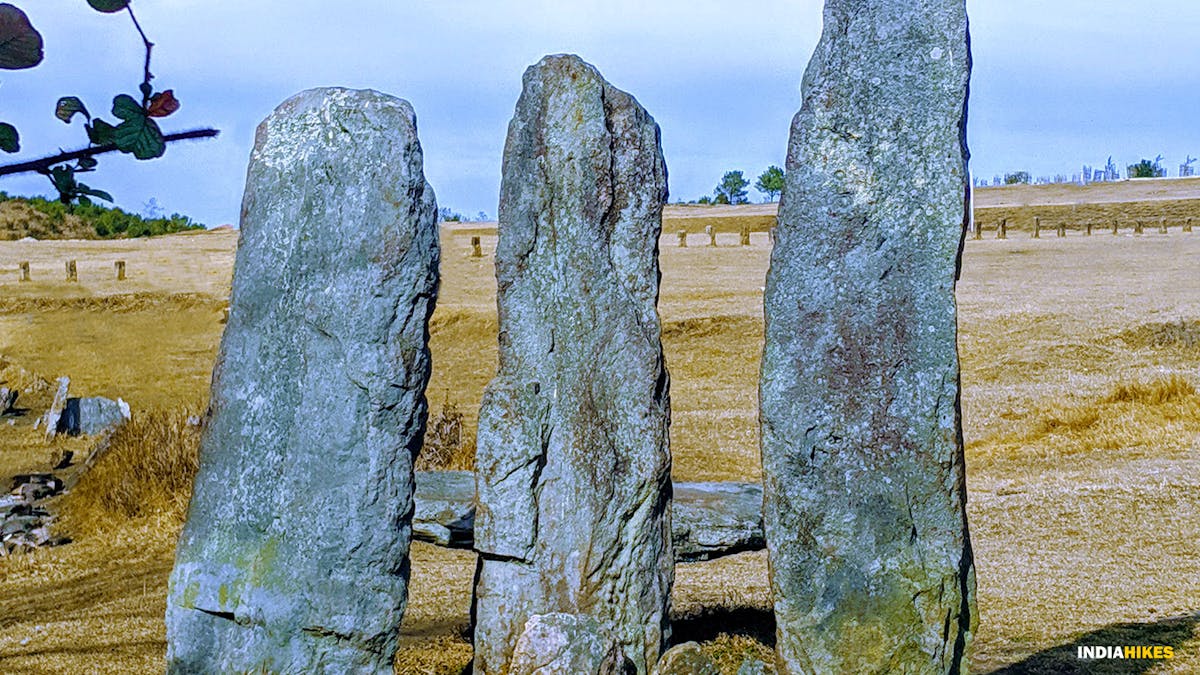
[0,128,219,178]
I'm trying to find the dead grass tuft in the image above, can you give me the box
[1115,319,1200,352]
[393,635,473,674]
[0,353,50,393]
[61,406,203,534]
[700,633,778,674]
[975,374,1200,460]
[417,397,476,471]
[1103,374,1196,405]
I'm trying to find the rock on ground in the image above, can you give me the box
[759,1,976,673]
[165,87,439,674]
[472,54,672,675]
[652,642,719,675]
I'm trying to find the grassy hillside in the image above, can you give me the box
[0,193,204,240]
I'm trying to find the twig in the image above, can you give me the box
[0,128,219,178]
[126,5,154,106]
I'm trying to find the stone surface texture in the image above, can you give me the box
[165,87,439,674]
[473,54,672,675]
[508,613,625,675]
[759,2,976,673]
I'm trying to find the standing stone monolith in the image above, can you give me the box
[165,88,439,674]
[473,54,672,675]
[759,2,976,673]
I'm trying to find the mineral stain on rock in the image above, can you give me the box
[164,87,439,674]
[472,54,673,675]
[759,1,977,673]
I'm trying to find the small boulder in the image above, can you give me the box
[57,396,131,436]
[0,386,17,414]
[652,642,719,675]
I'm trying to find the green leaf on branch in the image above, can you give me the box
[87,118,118,145]
[0,122,18,153]
[86,0,130,13]
[111,94,165,159]
[56,96,90,123]
[49,165,77,195]
[76,182,113,202]
[77,155,98,170]
[0,3,44,70]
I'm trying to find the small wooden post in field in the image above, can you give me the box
[739,223,750,246]
[1185,217,1194,233]
[1158,217,1167,234]
[677,230,688,247]
[1085,222,1093,236]
[997,218,1007,240]
[1112,220,1119,235]
[973,223,982,240]
[114,260,126,280]
[470,236,482,258]
[705,225,716,247]
[18,261,30,282]
[65,260,77,282]
[1056,222,1066,237]
[1134,220,1144,234]
[1032,217,1040,238]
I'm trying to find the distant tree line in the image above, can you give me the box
[0,191,203,237]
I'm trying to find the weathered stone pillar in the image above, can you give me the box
[65,259,77,281]
[114,260,126,280]
[473,54,672,675]
[166,88,439,674]
[471,235,483,257]
[18,261,29,282]
[760,2,976,673]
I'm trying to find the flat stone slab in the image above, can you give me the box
[413,471,764,562]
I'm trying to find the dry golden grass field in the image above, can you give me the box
[1,185,1199,673]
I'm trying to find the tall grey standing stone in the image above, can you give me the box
[473,54,672,675]
[759,2,976,673]
[165,88,439,674]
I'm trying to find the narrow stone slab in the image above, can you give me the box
[41,376,69,440]
[473,54,672,675]
[411,471,763,562]
[165,88,439,674]
[760,2,977,673]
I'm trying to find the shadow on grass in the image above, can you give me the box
[988,613,1199,674]
[671,605,776,647]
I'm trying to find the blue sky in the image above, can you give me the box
[2,1,1199,226]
